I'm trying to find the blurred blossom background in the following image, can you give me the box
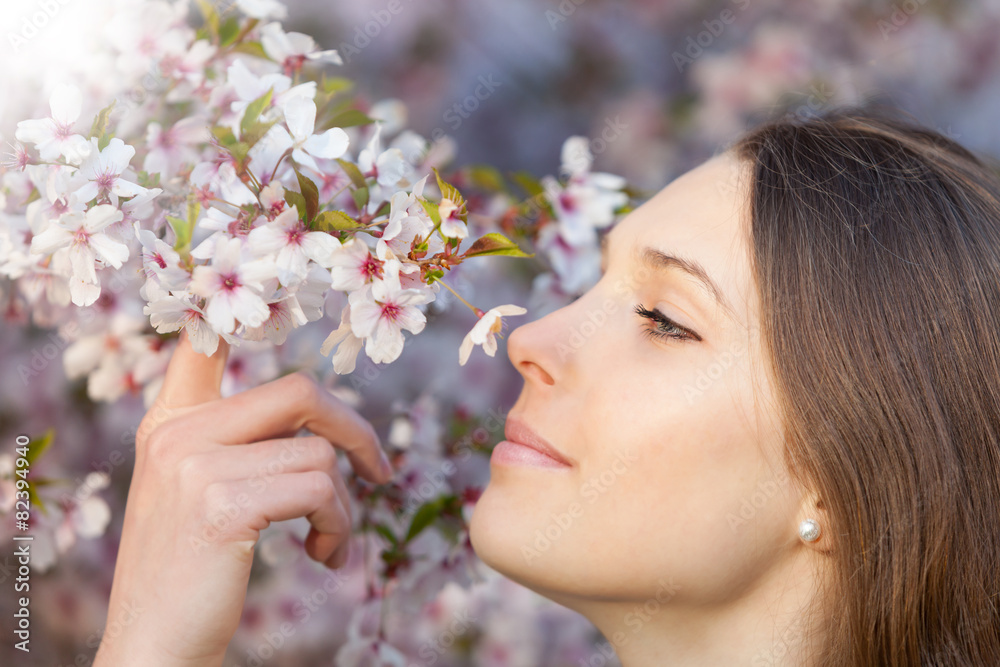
[2,0,999,665]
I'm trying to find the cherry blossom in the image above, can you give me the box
[321,304,365,374]
[330,237,385,293]
[188,235,277,333]
[247,204,340,285]
[29,204,129,306]
[14,83,92,165]
[458,304,528,365]
[270,96,350,172]
[542,136,628,247]
[348,261,431,364]
[143,117,212,177]
[357,125,408,190]
[235,0,288,20]
[260,22,343,75]
[71,138,149,205]
[143,290,235,356]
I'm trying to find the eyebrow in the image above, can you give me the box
[600,233,737,321]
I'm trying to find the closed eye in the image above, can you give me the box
[634,304,701,343]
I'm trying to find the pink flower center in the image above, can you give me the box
[227,213,254,237]
[283,55,307,76]
[72,227,90,245]
[558,191,576,213]
[53,122,75,140]
[95,170,116,197]
[285,223,306,246]
[380,301,402,322]
[361,254,384,281]
[152,252,167,269]
[220,272,241,292]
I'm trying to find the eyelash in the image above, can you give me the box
[633,304,700,343]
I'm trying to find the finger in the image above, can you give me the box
[194,436,341,482]
[175,372,392,484]
[222,471,350,560]
[158,328,231,409]
[305,466,354,567]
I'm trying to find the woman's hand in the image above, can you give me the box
[94,329,393,666]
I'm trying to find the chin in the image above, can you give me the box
[468,477,591,602]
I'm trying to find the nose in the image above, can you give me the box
[506,302,578,388]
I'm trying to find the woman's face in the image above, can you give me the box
[469,151,812,612]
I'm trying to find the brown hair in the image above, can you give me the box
[733,107,1000,665]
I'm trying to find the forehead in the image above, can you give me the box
[608,152,757,330]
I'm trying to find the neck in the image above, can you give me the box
[550,548,827,667]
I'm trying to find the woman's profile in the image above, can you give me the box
[93,107,1000,666]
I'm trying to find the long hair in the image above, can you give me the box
[733,108,1000,665]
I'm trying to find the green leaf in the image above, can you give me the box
[351,186,369,212]
[187,198,201,232]
[420,199,441,225]
[137,171,161,189]
[89,101,116,141]
[211,125,237,147]
[322,76,354,95]
[511,170,544,198]
[195,0,220,37]
[240,88,273,138]
[241,118,276,148]
[336,159,367,189]
[405,499,445,544]
[313,210,362,232]
[433,168,467,221]
[295,170,319,223]
[25,429,54,465]
[228,141,251,165]
[232,41,268,60]
[373,523,399,547]
[167,215,192,254]
[466,164,506,192]
[463,232,534,258]
[328,108,375,128]
[218,15,241,47]
[284,190,307,220]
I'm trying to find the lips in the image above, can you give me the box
[501,416,574,467]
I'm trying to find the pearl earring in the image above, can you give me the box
[798,518,821,542]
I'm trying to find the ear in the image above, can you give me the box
[796,494,833,554]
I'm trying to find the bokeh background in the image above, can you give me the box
[2,0,999,665]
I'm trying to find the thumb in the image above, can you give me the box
[157,328,231,409]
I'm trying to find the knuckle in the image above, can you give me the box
[177,454,211,490]
[202,481,232,513]
[306,471,336,504]
[308,438,337,470]
[145,424,179,466]
[282,372,320,407]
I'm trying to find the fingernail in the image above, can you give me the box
[380,452,394,479]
